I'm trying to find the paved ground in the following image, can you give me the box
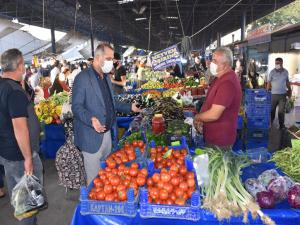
[0,160,79,225]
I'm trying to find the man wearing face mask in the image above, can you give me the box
[194,47,242,150]
[190,56,205,78]
[72,43,141,185]
[267,58,291,130]
[111,52,126,95]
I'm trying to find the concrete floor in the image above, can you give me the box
[0,160,79,225]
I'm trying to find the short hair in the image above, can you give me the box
[0,48,23,72]
[114,52,121,60]
[95,42,114,56]
[275,57,283,63]
[214,47,233,67]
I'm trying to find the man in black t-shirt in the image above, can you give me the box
[0,49,43,225]
[111,52,127,95]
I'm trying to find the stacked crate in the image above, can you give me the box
[245,89,271,149]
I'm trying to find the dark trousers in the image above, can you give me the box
[0,165,4,188]
[271,94,287,129]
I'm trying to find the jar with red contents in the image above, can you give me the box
[152,114,166,134]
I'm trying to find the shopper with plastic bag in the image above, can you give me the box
[0,49,44,225]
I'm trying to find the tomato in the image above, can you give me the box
[140,168,148,177]
[124,167,130,175]
[187,188,194,198]
[138,140,144,148]
[124,142,130,149]
[95,187,103,193]
[119,164,126,170]
[129,182,138,191]
[105,167,112,172]
[179,182,188,191]
[98,170,106,177]
[171,176,180,186]
[181,149,188,155]
[175,198,186,206]
[157,181,164,189]
[179,166,187,175]
[177,159,184,165]
[94,179,104,188]
[112,168,118,175]
[131,162,139,169]
[160,173,171,183]
[105,193,115,201]
[157,146,163,152]
[93,178,101,186]
[156,155,163,163]
[128,154,136,161]
[186,172,195,180]
[164,183,173,193]
[187,178,195,188]
[96,191,105,200]
[148,197,153,203]
[175,188,184,197]
[116,184,127,191]
[169,170,177,178]
[104,184,113,194]
[166,199,174,205]
[170,165,179,173]
[89,192,96,200]
[147,177,154,187]
[106,160,116,169]
[170,193,177,201]
[150,187,159,200]
[132,141,138,148]
[150,147,157,155]
[137,176,146,186]
[129,168,138,177]
[118,190,127,201]
[173,151,181,159]
[152,173,160,183]
[182,192,188,200]
[124,179,131,187]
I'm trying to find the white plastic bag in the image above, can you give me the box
[11,175,47,218]
[193,154,209,187]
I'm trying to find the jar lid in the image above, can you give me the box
[154,114,163,118]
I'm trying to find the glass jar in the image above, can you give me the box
[152,114,166,134]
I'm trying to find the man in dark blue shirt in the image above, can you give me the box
[72,43,141,184]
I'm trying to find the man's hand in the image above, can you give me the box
[91,117,106,133]
[131,102,142,113]
[193,115,203,134]
[24,158,33,175]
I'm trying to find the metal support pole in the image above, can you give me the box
[90,4,94,57]
[51,22,56,54]
[241,11,246,41]
[217,32,221,47]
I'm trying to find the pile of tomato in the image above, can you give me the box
[146,166,196,206]
[105,141,145,166]
[149,146,188,169]
[89,162,148,202]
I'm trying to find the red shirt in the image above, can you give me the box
[201,70,242,147]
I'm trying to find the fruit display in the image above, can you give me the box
[141,81,163,89]
[106,141,146,166]
[184,77,199,87]
[142,90,162,99]
[34,92,69,124]
[163,77,184,89]
[162,88,179,98]
[149,146,188,169]
[88,162,148,201]
[146,166,196,205]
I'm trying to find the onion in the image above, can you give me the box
[267,176,289,202]
[256,191,276,209]
[288,184,300,209]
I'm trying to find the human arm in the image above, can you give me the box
[266,71,272,91]
[195,104,226,122]
[287,74,292,97]
[115,101,141,114]
[111,75,126,87]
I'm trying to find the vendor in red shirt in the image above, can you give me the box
[194,47,242,150]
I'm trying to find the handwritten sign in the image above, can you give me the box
[150,45,181,71]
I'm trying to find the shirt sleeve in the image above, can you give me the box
[121,67,127,77]
[212,81,235,108]
[7,90,29,118]
[267,71,272,82]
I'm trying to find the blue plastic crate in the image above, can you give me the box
[140,157,201,221]
[44,124,65,140]
[246,129,269,140]
[246,139,268,149]
[235,147,271,163]
[237,115,243,130]
[40,139,65,159]
[245,104,271,116]
[246,116,270,129]
[232,139,243,151]
[117,116,135,129]
[245,89,271,105]
[80,163,141,217]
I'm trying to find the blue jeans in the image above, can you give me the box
[0,151,43,225]
[0,165,4,188]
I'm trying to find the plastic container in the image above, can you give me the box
[235,147,271,163]
[152,114,166,134]
[246,116,270,129]
[237,115,243,130]
[139,157,201,221]
[40,139,65,159]
[246,139,268,149]
[44,124,65,141]
[247,129,269,140]
[117,116,135,129]
[245,104,271,117]
[245,89,271,105]
[80,163,141,217]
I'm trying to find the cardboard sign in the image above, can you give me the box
[150,45,180,71]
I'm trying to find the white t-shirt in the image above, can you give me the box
[50,67,60,84]
[29,72,41,89]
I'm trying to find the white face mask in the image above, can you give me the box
[275,65,281,70]
[101,60,113,74]
[210,62,218,76]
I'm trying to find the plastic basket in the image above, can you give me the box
[40,139,65,159]
[44,124,65,140]
[246,129,269,140]
[246,116,270,129]
[117,116,135,129]
[237,115,244,130]
[245,89,271,105]
[245,104,271,117]
[235,147,271,163]
[139,157,201,221]
[80,163,141,217]
[246,139,268,149]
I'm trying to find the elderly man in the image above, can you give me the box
[267,57,291,130]
[194,47,242,150]
[72,43,141,185]
[0,49,43,225]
